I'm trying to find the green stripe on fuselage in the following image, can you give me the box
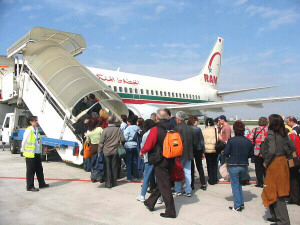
[118,93,208,104]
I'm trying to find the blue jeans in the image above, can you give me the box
[175,159,192,194]
[141,163,154,197]
[84,158,91,172]
[137,148,145,177]
[228,165,247,209]
[125,148,138,180]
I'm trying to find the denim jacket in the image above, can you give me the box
[124,125,140,149]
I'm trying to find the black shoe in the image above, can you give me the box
[147,189,153,194]
[229,206,242,211]
[240,204,245,209]
[27,187,39,192]
[287,200,296,205]
[191,185,195,190]
[200,185,207,191]
[39,183,49,188]
[267,218,277,222]
[160,213,176,218]
[144,201,154,212]
[255,184,263,188]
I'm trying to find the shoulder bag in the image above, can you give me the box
[215,128,226,154]
[117,128,126,159]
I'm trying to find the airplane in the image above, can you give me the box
[86,37,300,119]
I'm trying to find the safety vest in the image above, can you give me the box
[23,126,42,158]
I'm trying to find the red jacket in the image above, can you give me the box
[289,133,300,156]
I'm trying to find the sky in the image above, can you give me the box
[0,0,299,120]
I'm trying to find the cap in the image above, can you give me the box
[219,115,227,121]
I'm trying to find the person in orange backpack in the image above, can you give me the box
[140,109,176,218]
[173,111,194,197]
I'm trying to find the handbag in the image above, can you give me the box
[288,135,300,168]
[170,158,184,181]
[117,129,126,159]
[215,128,226,154]
[219,163,230,180]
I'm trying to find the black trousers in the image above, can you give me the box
[146,158,176,216]
[269,196,290,225]
[205,153,218,184]
[149,169,156,191]
[290,167,300,203]
[26,154,46,190]
[254,156,266,185]
[191,151,206,186]
[104,154,118,188]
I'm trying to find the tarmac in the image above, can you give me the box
[0,149,299,225]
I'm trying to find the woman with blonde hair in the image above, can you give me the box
[99,108,109,129]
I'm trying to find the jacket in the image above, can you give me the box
[246,126,268,156]
[124,125,140,149]
[176,122,194,161]
[261,156,290,207]
[224,136,254,165]
[190,125,205,152]
[141,119,174,165]
[261,130,295,166]
[289,133,300,156]
[86,127,103,144]
[98,125,125,156]
[202,126,217,154]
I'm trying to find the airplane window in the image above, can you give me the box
[141,89,144,94]
[189,94,191,99]
[182,94,185,98]
[160,91,163,96]
[156,90,159,95]
[164,91,167,96]
[175,93,178,98]
[151,90,154,95]
[108,85,111,89]
[179,93,182,98]
[114,86,117,92]
[4,117,10,128]
[192,95,195,99]
[172,92,174,97]
[119,87,123,92]
[129,88,133,93]
[146,89,149,95]
[168,92,170,97]
[135,88,138,94]
[198,95,201,99]
[124,87,128,93]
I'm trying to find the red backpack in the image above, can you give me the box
[170,158,184,181]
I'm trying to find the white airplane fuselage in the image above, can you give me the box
[87,66,220,118]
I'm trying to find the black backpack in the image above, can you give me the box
[293,126,300,138]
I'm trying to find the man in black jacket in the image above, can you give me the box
[140,109,176,218]
[174,111,194,197]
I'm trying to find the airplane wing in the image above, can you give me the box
[167,96,300,112]
[217,86,278,97]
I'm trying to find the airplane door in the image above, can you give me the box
[1,114,14,143]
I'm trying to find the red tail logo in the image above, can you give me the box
[204,74,218,84]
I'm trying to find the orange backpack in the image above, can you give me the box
[163,131,183,158]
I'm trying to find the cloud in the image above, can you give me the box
[156,5,166,14]
[20,5,33,11]
[162,43,201,48]
[246,5,300,31]
[235,0,247,6]
[257,50,274,58]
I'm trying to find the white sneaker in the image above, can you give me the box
[136,195,145,202]
[157,196,163,204]
[219,178,226,182]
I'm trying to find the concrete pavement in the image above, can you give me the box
[0,150,299,225]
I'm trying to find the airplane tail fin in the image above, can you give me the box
[183,37,224,90]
